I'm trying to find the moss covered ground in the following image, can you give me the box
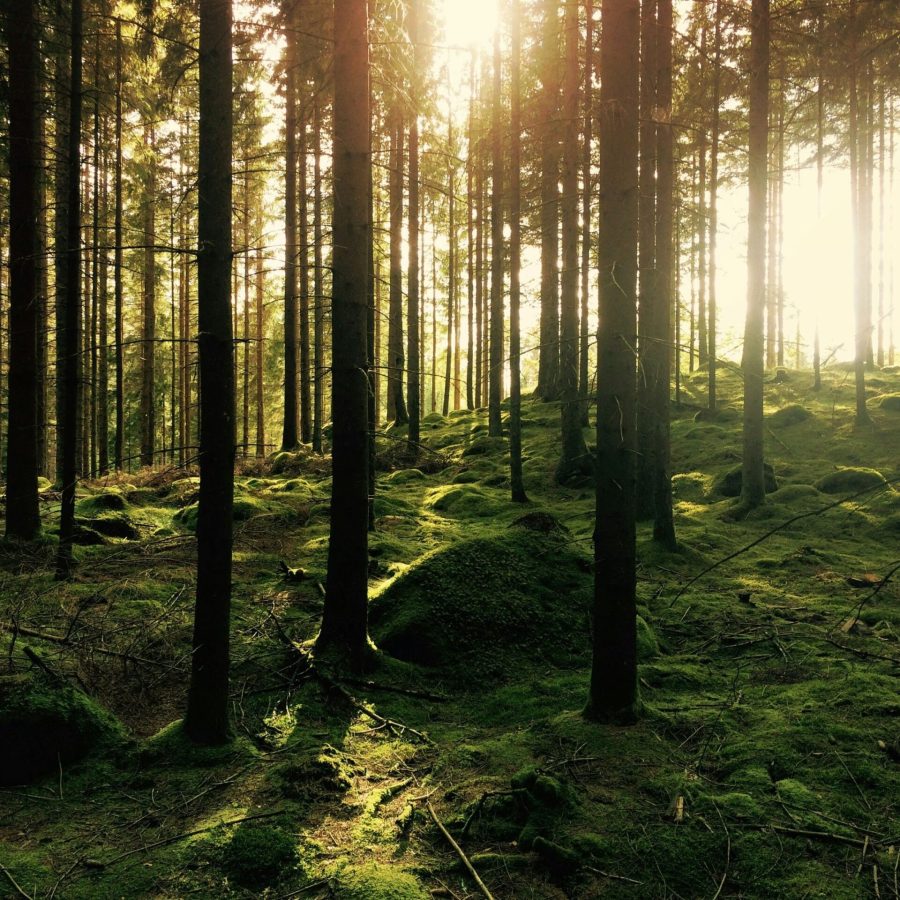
[0,364,898,898]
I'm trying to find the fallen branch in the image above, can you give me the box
[584,865,645,886]
[426,801,495,900]
[322,676,434,745]
[0,862,33,900]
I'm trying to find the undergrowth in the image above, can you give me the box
[0,364,898,898]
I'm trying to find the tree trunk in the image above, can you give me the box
[587,0,640,724]
[98,113,109,475]
[56,0,83,578]
[299,105,312,444]
[740,0,770,510]
[556,0,589,482]
[509,0,527,503]
[579,0,594,422]
[488,29,504,438]
[407,0,421,452]
[466,55,476,410]
[185,0,235,746]
[849,1,871,426]
[256,231,265,457]
[707,0,721,411]
[317,0,372,670]
[114,18,124,471]
[651,0,676,548]
[536,0,560,401]
[313,98,327,451]
[387,110,408,425]
[282,47,299,452]
[140,124,157,468]
[5,0,42,540]
[635,0,657,517]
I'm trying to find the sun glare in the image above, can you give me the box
[440,0,500,49]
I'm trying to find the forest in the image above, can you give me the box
[0,0,899,896]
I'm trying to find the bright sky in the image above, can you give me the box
[238,0,898,370]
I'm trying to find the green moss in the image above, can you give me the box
[695,791,762,820]
[815,466,889,495]
[386,468,427,484]
[75,491,127,515]
[425,484,504,518]
[333,862,428,900]
[636,615,660,660]
[219,824,298,886]
[369,531,591,684]
[672,472,712,502]
[714,463,777,498]
[0,671,125,785]
[769,404,813,426]
[878,392,900,411]
[140,720,255,767]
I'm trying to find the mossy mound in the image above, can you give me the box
[461,435,505,457]
[672,472,711,502]
[0,671,124,785]
[219,824,297,887]
[333,862,428,900]
[75,491,127,515]
[386,468,427,484]
[814,467,889,495]
[769,404,813,426]
[426,484,504,518]
[714,463,777,498]
[174,496,266,530]
[510,511,569,535]
[75,514,139,540]
[878,392,900,411]
[369,531,591,684]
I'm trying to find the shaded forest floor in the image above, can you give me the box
[1,363,899,899]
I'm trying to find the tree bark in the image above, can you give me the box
[740,0,770,510]
[556,0,589,483]
[587,0,640,724]
[536,0,560,401]
[185,0,235,746]
[509,0,527,503]
[651,0,676,548]
[317,0,372,669]
[387,110,408,425]
[635,0,657,517]
[114,18,125,471]
[407,0,421,452]
[282,42,299,451]
[313,97,326,450]
[56,0,83,578]
[488,29,504,438]
[140,123,157,469]
[5,0,42,540]
[707,0,721,411]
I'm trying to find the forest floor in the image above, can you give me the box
[1,363,899,899]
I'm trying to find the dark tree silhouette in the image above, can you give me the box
[587,0,640,724]
[5,0,42,541]
[316,0,372,669]
[185,0,235,745]
[740,0,770,510]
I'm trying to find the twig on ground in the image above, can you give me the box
[0,862,33,900]
[98,810,283,868]
[426,801,495,900]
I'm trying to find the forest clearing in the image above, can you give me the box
[2,0,899,896]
